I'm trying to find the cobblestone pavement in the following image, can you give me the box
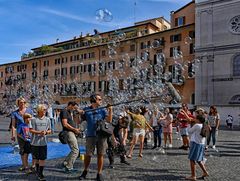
[0,115,240,181]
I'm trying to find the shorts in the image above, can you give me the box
[180,127,188,136]
[85,136,107,156]
[133,128,146,138]
[31,145,47,160]
[17,136,26,155]
[23,141,32,154]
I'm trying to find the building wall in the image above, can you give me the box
[0,2,196,107]
[195,0,240,121]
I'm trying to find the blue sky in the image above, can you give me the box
[0,0,191,65]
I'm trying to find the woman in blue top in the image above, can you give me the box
[11,97,33,171]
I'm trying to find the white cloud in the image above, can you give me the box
[39,7,92,23]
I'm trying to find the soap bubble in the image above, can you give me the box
[115,31,126,41]
[142,51,149,61]
[156,53,165,65]
[92,34,102,45]
[108,48,117,58]
[184,36,193,45]
[95,8,113,22]
[152,40,160,48]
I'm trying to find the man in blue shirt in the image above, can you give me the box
[79,94,112,181]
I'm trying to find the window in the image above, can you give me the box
[153,52,165,65]
[70,66,76,75]
[55,69,60,76]
[32,71,37,79]
[140,42,146,49]
[141,51,149,61]
[22,73,26,80]
[170,34,182,43]
[61,67,67,76]
[188,62,195,78]
[119,60,124,69]
[189,31,195,38]
[43,60,49,67]
[169,64,183,83]
[175,16,185,27]
[43,70,48,77]
[130,44,135,51]
[102,50,106,57]
[130,58,136,67]
[189,43,194,54]
[233,54,240,76]
[119,79,124,90]
[32,62,38,69]
[170,46,180,57]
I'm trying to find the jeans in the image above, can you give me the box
[207,126,217,146]
[153,126,162,147]
[65,131,79,169]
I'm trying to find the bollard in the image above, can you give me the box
[80,154,85,161]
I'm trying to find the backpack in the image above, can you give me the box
[58,130,68,144]
[200,123,208,137]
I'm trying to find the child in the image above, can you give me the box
[30,104,51,181]
[180,110,209,181]
[17,113,32,173]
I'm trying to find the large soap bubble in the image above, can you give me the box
[95,8,113,22]
[184,36,193,45]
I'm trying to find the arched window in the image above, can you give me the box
[233,54,240,76]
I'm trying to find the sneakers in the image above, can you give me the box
[38,174,46,181]
[79,170,88,180]
[178,145,185,149]
[96,173,104,181]
[179,145,188,150]
[18,166,26,171]
[168,144,173,148]
[108,164,115,169]
[151,146,157,149]
[64,167,78,174]
[212,145,216,149]
[120,160,130,165]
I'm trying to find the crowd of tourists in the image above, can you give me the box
[9,95,222,181]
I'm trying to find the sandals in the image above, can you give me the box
[202,172,209,177]
[138,154,143,158]
[126,155,132,159]
[198,172,209,179]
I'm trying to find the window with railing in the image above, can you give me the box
[168,64,183,84]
